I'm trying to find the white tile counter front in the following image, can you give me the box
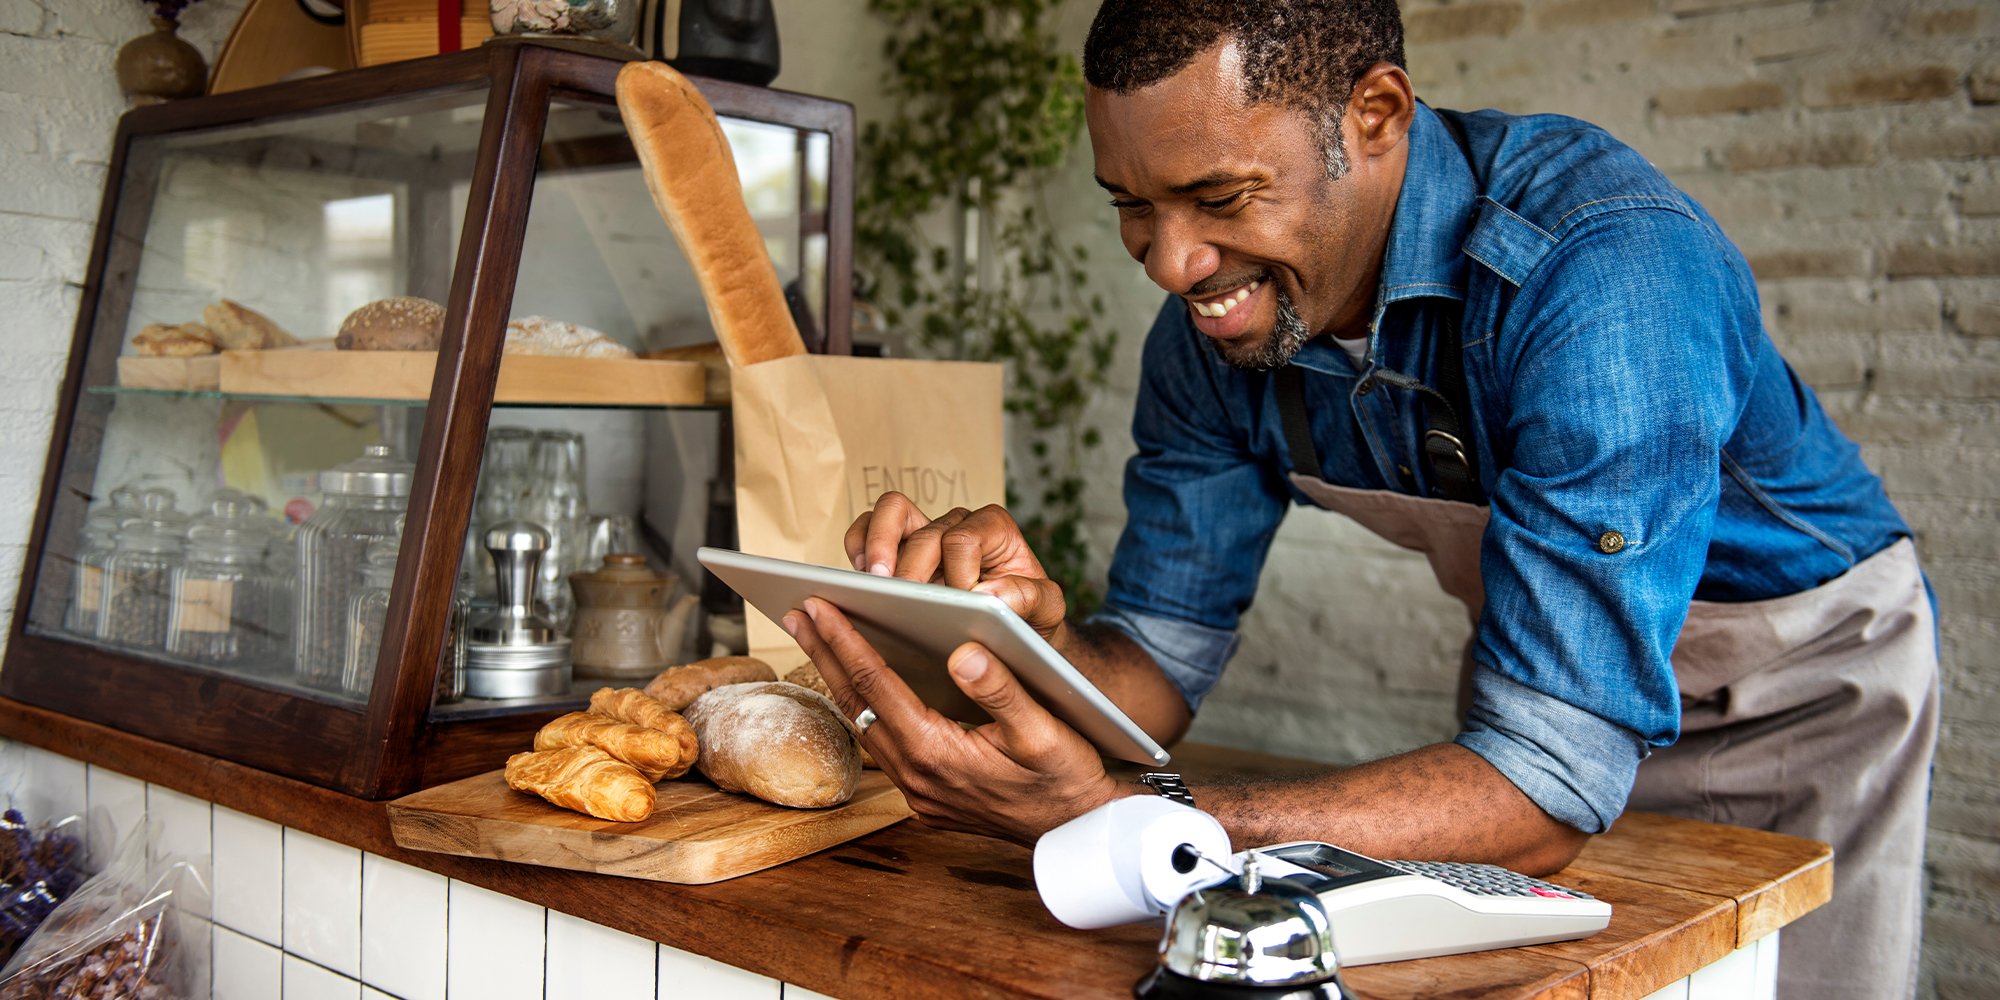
[0,738,1780,1000]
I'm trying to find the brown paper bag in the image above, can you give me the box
[730,354,1006,657]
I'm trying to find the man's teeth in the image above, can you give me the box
[1193,280,1261,318]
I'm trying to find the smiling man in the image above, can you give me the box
[785,3,1939,998]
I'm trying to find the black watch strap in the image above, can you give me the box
[1138,772,1195,808]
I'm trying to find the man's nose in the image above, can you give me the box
[1141,216,1220,295]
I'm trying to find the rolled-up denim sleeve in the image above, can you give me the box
[1456,668,1651,833]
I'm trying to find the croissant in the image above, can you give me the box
[504,746,655,822]
[589,687,699,767]
[533,711,693,781]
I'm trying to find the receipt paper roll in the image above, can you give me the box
[1032,795,1234,929]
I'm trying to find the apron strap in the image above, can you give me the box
[1275,365,1324,481]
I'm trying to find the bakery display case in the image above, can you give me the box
[1,41,853,799]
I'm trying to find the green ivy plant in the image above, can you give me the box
[856,0,1116,614]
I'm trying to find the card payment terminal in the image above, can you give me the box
[1245,842,1613,966]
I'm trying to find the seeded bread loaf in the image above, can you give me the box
[336,296,445,351]
[614,61,805,368]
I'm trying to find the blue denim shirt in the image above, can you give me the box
[1090,102,1911,834]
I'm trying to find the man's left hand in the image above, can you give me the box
[783,597,1128,845]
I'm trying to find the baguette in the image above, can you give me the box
[643,655,778,711]
[615,61,806,368]
[684,682,860,808]
[504,746,655,822]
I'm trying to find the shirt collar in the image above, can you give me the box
[1374,102,1479,313]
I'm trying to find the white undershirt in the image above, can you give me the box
[1332,334,1369,366]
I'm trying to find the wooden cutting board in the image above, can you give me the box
[387,769,913,884]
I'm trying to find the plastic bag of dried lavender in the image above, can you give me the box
[0,821,209,1000]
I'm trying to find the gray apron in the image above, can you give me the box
[1285,474,1939,1000]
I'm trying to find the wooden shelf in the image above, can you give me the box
[116,346,708,407]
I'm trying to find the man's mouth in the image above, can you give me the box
[1189,279,1261,318]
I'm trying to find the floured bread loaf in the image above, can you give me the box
[615,61,806,368]
[337,296,445,350]
[504,316,633,358]
[685,681,860,808]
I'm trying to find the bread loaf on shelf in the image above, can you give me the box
[203,299,298,350]
[336,296,445,351]
[684,681,860,808]
[504,746,655,822]
[614,61,806,368]
[532,711,694,782]
[131,322,217,357]
[643,655,778,711]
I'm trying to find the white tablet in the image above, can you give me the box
[697,546,1171,766]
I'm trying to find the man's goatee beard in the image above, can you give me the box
[1205,284,1311,372]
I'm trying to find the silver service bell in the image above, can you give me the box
[1135,855,1356,1000]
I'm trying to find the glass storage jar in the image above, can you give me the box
[461,426,535,601]
[98,488,186,651]
[295,444,413,692]
[524,429,588,632]
[341,521,401,697]
[64,485,141,638]
[167,496,278,671]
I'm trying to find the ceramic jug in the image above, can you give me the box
[568,554,698,679]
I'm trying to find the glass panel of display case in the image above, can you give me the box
[20,85,490,704]
[426,95,831,716]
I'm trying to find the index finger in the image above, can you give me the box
[845,491,931,577]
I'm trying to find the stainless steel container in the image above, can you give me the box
[463,520,571,699]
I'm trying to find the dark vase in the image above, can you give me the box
[116,16,208,105]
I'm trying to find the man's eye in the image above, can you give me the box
[1109,199,1146,211]
[1197,192,1244,210]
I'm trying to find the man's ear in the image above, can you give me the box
[1350,63,1415,157]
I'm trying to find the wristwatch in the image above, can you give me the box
[1138,771,1195,808]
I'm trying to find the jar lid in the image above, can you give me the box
[187,496,269,561]
[320,444,414,498]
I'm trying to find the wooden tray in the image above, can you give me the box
[387,768,912,883]
[219,345,706,406]
[117,354,222,392]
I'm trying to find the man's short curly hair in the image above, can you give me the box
[1083,0,1406,178]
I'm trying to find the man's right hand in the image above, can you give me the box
[845,491,1069,639]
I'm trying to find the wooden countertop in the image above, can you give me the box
[0,698,1830,999]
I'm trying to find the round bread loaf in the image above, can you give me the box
[336,296,445,351]
[684,681,860,808]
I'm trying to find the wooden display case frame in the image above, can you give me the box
[1,42,853,799]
